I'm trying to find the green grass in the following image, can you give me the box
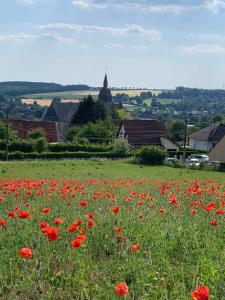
[0,160,225,299]
[0,159,225,181]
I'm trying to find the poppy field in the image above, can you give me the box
[0,169,225,300]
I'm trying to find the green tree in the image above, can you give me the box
[72,95,107,125]
[27,128,45,140]
[169,120,186,142]
[67,118,116,144]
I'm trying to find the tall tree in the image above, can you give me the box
[71,95,107,125]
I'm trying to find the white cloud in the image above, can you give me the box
[182,43,225,54]
[105,43,124,48]
[39,23,162,40]
[16,0,35,5]
[0,32,77,44]
[204,0,225,13]
[72,0,199,13]
[104,43,148,50]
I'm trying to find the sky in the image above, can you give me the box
[0,0,225,89]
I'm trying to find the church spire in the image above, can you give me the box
[103,74,108,89]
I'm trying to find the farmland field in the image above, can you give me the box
[0,160,224,299]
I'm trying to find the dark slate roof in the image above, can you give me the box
[120,119,167,147]
[188,123,225,142]
[42,100,80,122]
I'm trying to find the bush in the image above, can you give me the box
[136,146,166,165]
[26,128,46,140]
[33,138,48,153]
[112,138,131,155]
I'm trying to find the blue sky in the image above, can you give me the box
[0,0,225,89]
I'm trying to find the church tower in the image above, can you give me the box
[98,74,112,103]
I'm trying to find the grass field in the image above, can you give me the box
[0,160,224,299]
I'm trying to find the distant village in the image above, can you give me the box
[1,75,225,165]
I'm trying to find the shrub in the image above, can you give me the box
[27,128,45,140]
[112,138,131,155]
[136,146,166,165]
[33,138,48,153]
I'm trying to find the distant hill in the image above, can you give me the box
[0,81,91,97]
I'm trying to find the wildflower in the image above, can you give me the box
[112,205,119,215]
[0,219,6,227]
[71,235,86,249]
[19,248,32,259]
[131,242,140,252]
[116,226,122,232]
[86,220,94,227]
[54,218,63,225]
[115,282,129,297]
[43,227,58,241]
[42,208,50,214]
[38,222,49,229]
[159,209,166,213]
[79,200,88,207]
[67,225,78,232]
[191,285,209,300]
[19,211,30,219]
[210,219,217,226]
[8,211,16,218]
[86,213,94,219]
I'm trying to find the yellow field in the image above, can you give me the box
[22,99,80,107]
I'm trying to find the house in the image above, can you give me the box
[117,119,179,150]
[209,135,225,163]
[188,123,225,152]
[42,98,80,124]
[11,120,67,143]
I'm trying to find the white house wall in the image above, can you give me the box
[189,138,212,152]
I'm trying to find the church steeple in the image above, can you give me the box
[103,74,108,89]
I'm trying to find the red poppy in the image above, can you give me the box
[74,219,82,226]
[67,224,78,232]
[216,208,223,214]
[86,220,94,227]
[115,282,129,297]
[131,242,141,252]
[38,222,49,228]
[8,211,16,218]
[54,218,63,225]
[43,227,58,241]
[191,285,209,300]
[86,213,94,219]
[80,229,86,235]
[42,208,50,214]
[0,219,6,227]
[116,226,122,232]
[159,209,167,213]
[112,205,119,215]
[71,235,86,249]
[19,211,30,219]
[210,219,217,226]
[19,248,32,259]
[79,200,88,207]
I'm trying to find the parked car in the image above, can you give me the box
[189,158,200,166]
[164,157,177,164]
[191,155,209,163]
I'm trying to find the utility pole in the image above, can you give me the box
[183,119,188,163]
[4,100,14,162]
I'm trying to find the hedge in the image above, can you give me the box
[48,143,112,153]
[0,151,131,160]
[0,141,112,154]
